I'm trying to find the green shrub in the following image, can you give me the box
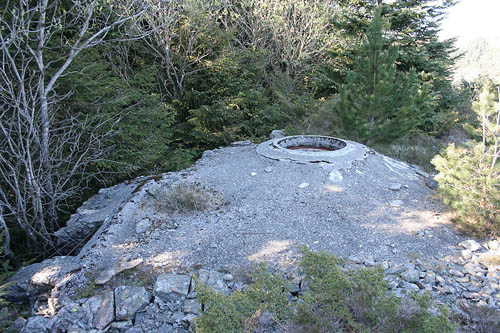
[195,264,290,333]
[432,80,500,236]
[432,142,500,235]
[195,249,456,332]
[296,249,455,332]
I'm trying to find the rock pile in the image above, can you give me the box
[12,238,499,332]
[18,269,237,333]
[349,238,500,315]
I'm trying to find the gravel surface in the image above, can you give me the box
[69,140,466,282]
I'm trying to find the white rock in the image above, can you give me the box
[250,172,257,176]
[135,218,152,234]
[154,274,192,302]
[349,256,362,264]
[329,170,343,183]
[264,167,272,173]
[231,140,253,146]
[95,268,116,285]
[487,239,499,251]
[298,182,310,189]
[269,129,286,139]
[387,264,406,275]
[363,256,376,266]
[389,183,402,191]
[416,169,430,178]
[449,269,464,278]
[390,200,404,207]
[401,269,420,283]
[461,250,472,260]
[459,240,483,252]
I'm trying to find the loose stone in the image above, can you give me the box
[449,269,465,278]
[114,286,150,321]
[401,269,420,283]
[388,183,402,191]
[459,240,483,252]
[154,274,192,303]
[390,200,404,207]
[387,265,406,275]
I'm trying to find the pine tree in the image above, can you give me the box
[319,0,458,134]
[432,80,500,235]
[333,8,424,144]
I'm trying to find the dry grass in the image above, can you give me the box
[372,134,443,173]
[478,251,500,266]
[151,183,223,214]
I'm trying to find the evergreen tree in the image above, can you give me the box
[432,80,500,235]
[318,0,458,135]
[333,8,425,144]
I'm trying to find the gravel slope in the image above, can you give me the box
[70,140,466,281]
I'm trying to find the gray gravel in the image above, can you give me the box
[64,140,467,288]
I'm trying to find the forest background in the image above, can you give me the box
[0,0,498,266]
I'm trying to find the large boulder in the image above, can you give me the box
[154,274,192,303]
[7,256,74,304]
[115,286,150,321]
[54,182,138,254]
[22,316,50,333]
[85,291,115,329]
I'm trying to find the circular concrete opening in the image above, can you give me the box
[256,135,366,166]
[276,136,346,152]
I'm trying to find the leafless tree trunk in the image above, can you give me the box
[0,0,151,259]
[0,206,17,266]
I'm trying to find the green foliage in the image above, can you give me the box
[195,249,456,332]
[432,81,500,235]
[433,142,499,235]
[182,50,290,148]
[296,248,455,332]
[333,8,428,144]
[195,264,290,333]
[318,0,459,132]
[61,46,177,180]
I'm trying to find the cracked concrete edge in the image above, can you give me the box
[256,136,370,171]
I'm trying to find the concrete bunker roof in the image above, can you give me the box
[256,135,369,169]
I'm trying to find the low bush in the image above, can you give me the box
[195,264,290,333]
[195,249,456,332]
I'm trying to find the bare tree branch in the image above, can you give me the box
[0,0,151,259]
